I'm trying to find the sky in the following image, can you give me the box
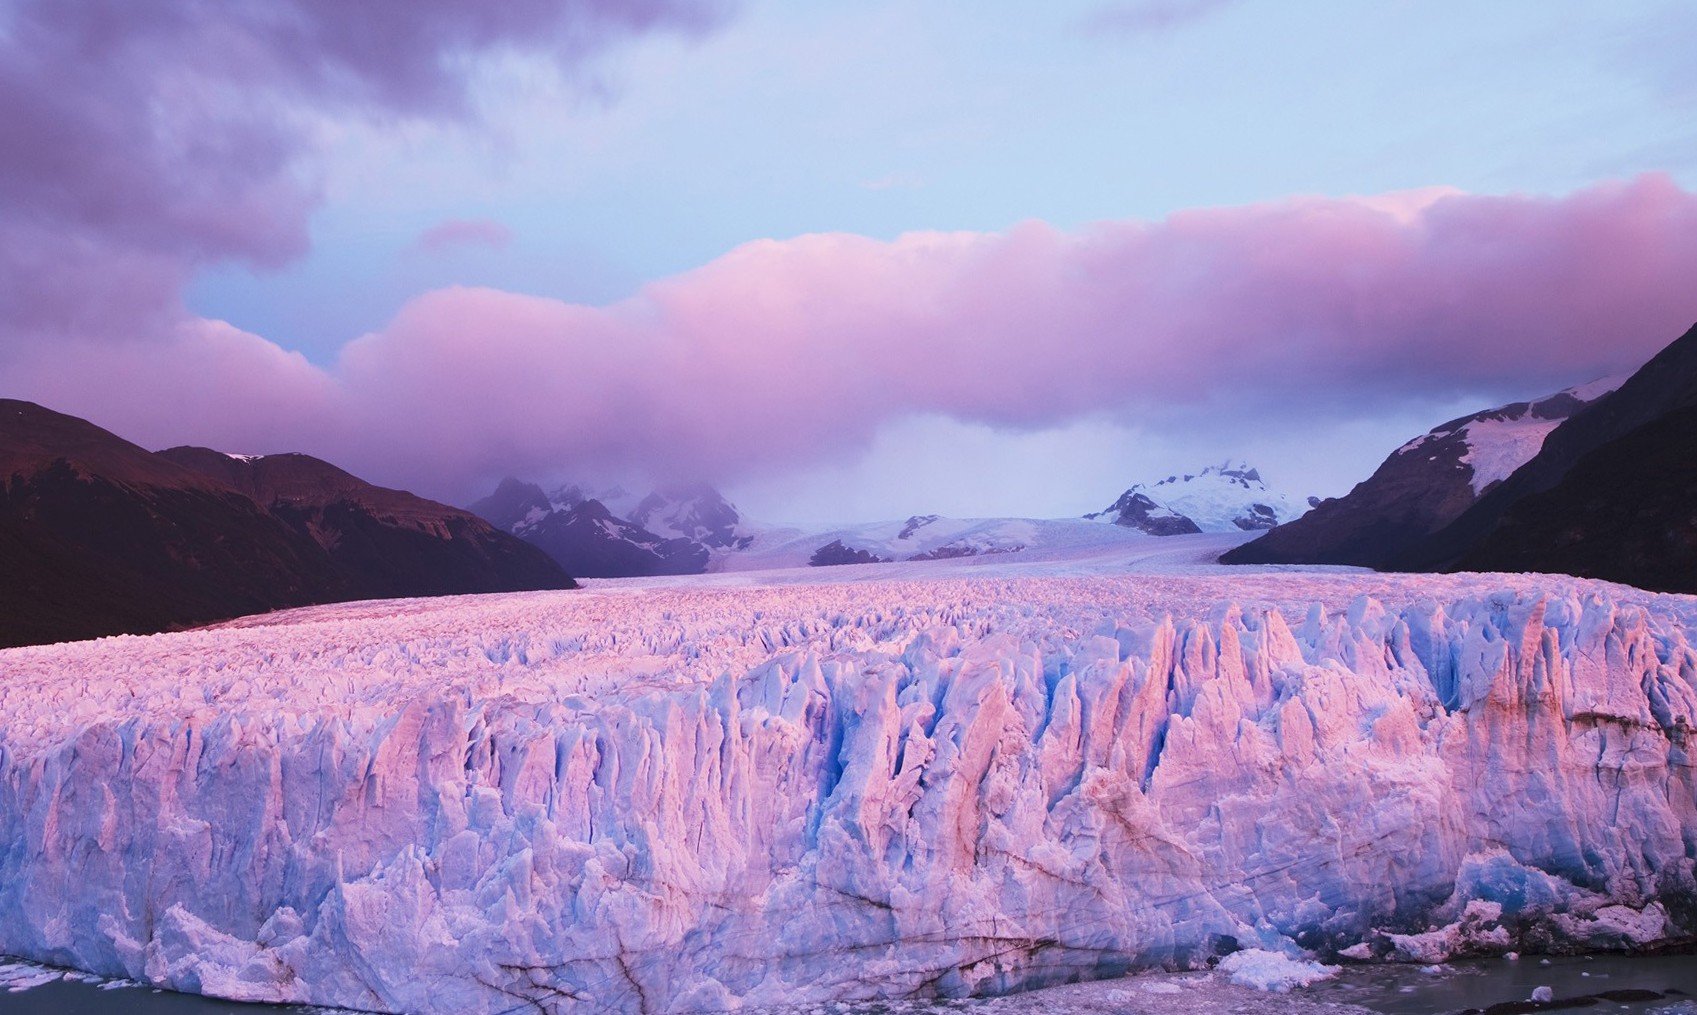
[4,0,1696,524]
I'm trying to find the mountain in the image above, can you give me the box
[1088,461,1311,536]
[466,475,554,533]
[1446,404,1697,590]
[807,538,890,566]
[802,513,1031,566]
[724,514,1144,571]
[519,497,709,578]
[631,482,754,550]
[1221,379,1615,568]
[0,400,573,648]
[1084,490,1201,536]
[155,447,569,599]
[1400,320,1697,590]
[469,479,751,578]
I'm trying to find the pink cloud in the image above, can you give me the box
[15,177,1697,504]
[409,219,516,256]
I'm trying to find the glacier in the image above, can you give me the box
[0,541,1694,1013]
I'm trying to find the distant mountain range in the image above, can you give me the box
[0,401,573,649]
[1086,461,1316,536]
[470,479,753,578]
[472,461,1305,577]
[1226,319,1697,594]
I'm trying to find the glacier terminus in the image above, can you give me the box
[0,536,1692,1013]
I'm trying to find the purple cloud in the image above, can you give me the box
[0,0,724,344]
[15,177,1697,504]
[410,219,516,256]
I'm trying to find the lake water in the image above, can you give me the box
[0,977,314,1014]
[2,951,1694,1014]
[1314,953,1697,1014]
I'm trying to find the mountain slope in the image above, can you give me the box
[631,482,753,549]
[1084,490,1201,535]
[159,447,570,599]
[1403,320,1697,587]
[0,400,573,648]
[1448,403,1697,590]
[1222,381,1613,568]
[510,497,710,578]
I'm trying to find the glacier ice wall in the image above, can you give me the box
[1,575,1695,1013]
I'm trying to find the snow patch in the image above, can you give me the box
[1459,414,1565,495]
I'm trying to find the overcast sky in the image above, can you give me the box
[5,0,1696,523]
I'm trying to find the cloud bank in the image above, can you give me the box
[14,176,1697,503]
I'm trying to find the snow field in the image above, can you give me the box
[0,562,1694,1013]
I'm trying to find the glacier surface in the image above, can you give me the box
[1,542,1694,1013]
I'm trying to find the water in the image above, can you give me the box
[0,983,305,1014]
[2,952,1694,1014]
[1310,953,1697,1015]
[0,964,327,1015]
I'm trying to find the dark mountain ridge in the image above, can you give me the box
[0,400,573,649]
[1222,380,1613,568]
[1402,320,1697,588]
[1224,319,1697,593]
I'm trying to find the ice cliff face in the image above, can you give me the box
[0,569,1694,1013]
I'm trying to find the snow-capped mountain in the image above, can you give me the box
[518,498,710,578]
[2,553,1690,1012]
[1083,490,1201,535]
[723,513,1045,569]
[1088,461,1313,535]
[1411,320,1697,591]
[546,481,641,520]
[1224,377,1619,569]
[1397,376,1620,497]
[630,482,754,549]
[470,478,756,577]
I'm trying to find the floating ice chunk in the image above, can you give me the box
[1216,949,1339,992]
[0,960,63,991]
[1532,985,1554,1002]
